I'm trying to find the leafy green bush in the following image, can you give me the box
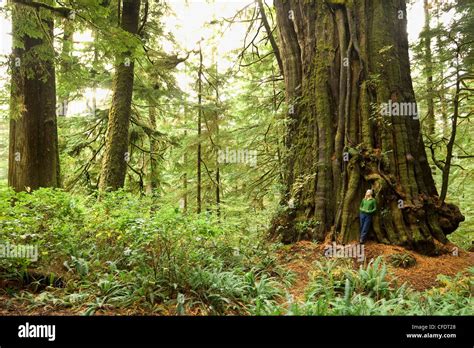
[0,187,471,316]
[389,253,417,268]
[249,257,472,316]
[0,187,287,315]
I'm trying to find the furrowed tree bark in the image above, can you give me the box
[8,1,60,192]
[99,0,141,191]
[270,0,464,255]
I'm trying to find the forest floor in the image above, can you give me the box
[1,241,472,316]
[276,241,473,301]
[0,241,474,316]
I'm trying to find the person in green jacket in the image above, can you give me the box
[359,189,377,244]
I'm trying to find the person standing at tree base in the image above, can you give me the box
[359,189,377,244]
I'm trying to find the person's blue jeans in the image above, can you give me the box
[359,212,372,243]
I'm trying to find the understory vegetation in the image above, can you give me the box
[0,187,471,316]
[0,0,472,318]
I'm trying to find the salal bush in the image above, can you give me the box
[0,187,287,315]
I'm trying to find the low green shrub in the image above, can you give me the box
[0,187,471,316]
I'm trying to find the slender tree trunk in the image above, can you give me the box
[146,105,158,194]
[8,2,60,192]
[180,63,189,212]
[196,47,203,214]
[257,0,283,77]
[439,53,461,204]
[435,2,448,136]
[214,122,220,218]
[182,130,188,212]
[99,0,141,191]
[215,144,220,218]
[213,49,221,218]
[270,0,464,254]
[423,0,435,136]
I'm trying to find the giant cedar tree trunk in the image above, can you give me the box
[99,0,141,190]
[8,3,60,191]
[270,0,464,254]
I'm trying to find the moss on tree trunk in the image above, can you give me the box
[99,0,141,191]
[270,0,464,255]
[8,3,60,191]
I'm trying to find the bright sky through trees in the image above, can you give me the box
[0,0,455,114]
